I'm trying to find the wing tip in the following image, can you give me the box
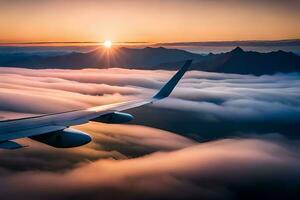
[153,59,192,100]
[185,59,193,65]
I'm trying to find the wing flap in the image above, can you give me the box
[0,141,25,150]
[0,125,66,142]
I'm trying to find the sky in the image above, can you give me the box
[0,67,300,199]
[0,0,300,43]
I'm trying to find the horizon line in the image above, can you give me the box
[0,38,300,47]
[0,38,300,45]
[0,41,150,45]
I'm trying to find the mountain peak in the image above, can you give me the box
[144,46,166,50]
[231,47,244,54]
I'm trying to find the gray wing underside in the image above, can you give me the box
[0,60,192,147]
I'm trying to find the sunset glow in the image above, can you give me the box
[0,1,299,43]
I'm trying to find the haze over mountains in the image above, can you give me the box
[157,39,300,47]
[0,46,300,75]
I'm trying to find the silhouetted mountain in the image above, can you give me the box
[0,46,300,75]
[0,47,202,69]
[159,47,300,75]
[193,47,300,75]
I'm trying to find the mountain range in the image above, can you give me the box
[0,46,300,75]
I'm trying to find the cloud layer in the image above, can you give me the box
[1,134,300,200]
[0,67,300,199]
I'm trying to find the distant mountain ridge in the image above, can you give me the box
[198,47,300,75]
[157,39,300,47]
[0,46,300,75]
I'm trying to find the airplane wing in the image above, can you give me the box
[0,60,192,149]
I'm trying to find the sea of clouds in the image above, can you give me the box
[0,67,300,200]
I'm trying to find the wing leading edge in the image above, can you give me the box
[0,60,192,148]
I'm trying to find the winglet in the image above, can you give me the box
[153,60,192,100]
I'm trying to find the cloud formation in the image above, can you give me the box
[0,67,300,199]
[1,135,300,200]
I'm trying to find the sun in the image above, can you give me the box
[103,40,112,48]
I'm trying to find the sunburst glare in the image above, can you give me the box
[103,40,112,48]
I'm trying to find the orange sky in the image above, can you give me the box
[0,0,299,43]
